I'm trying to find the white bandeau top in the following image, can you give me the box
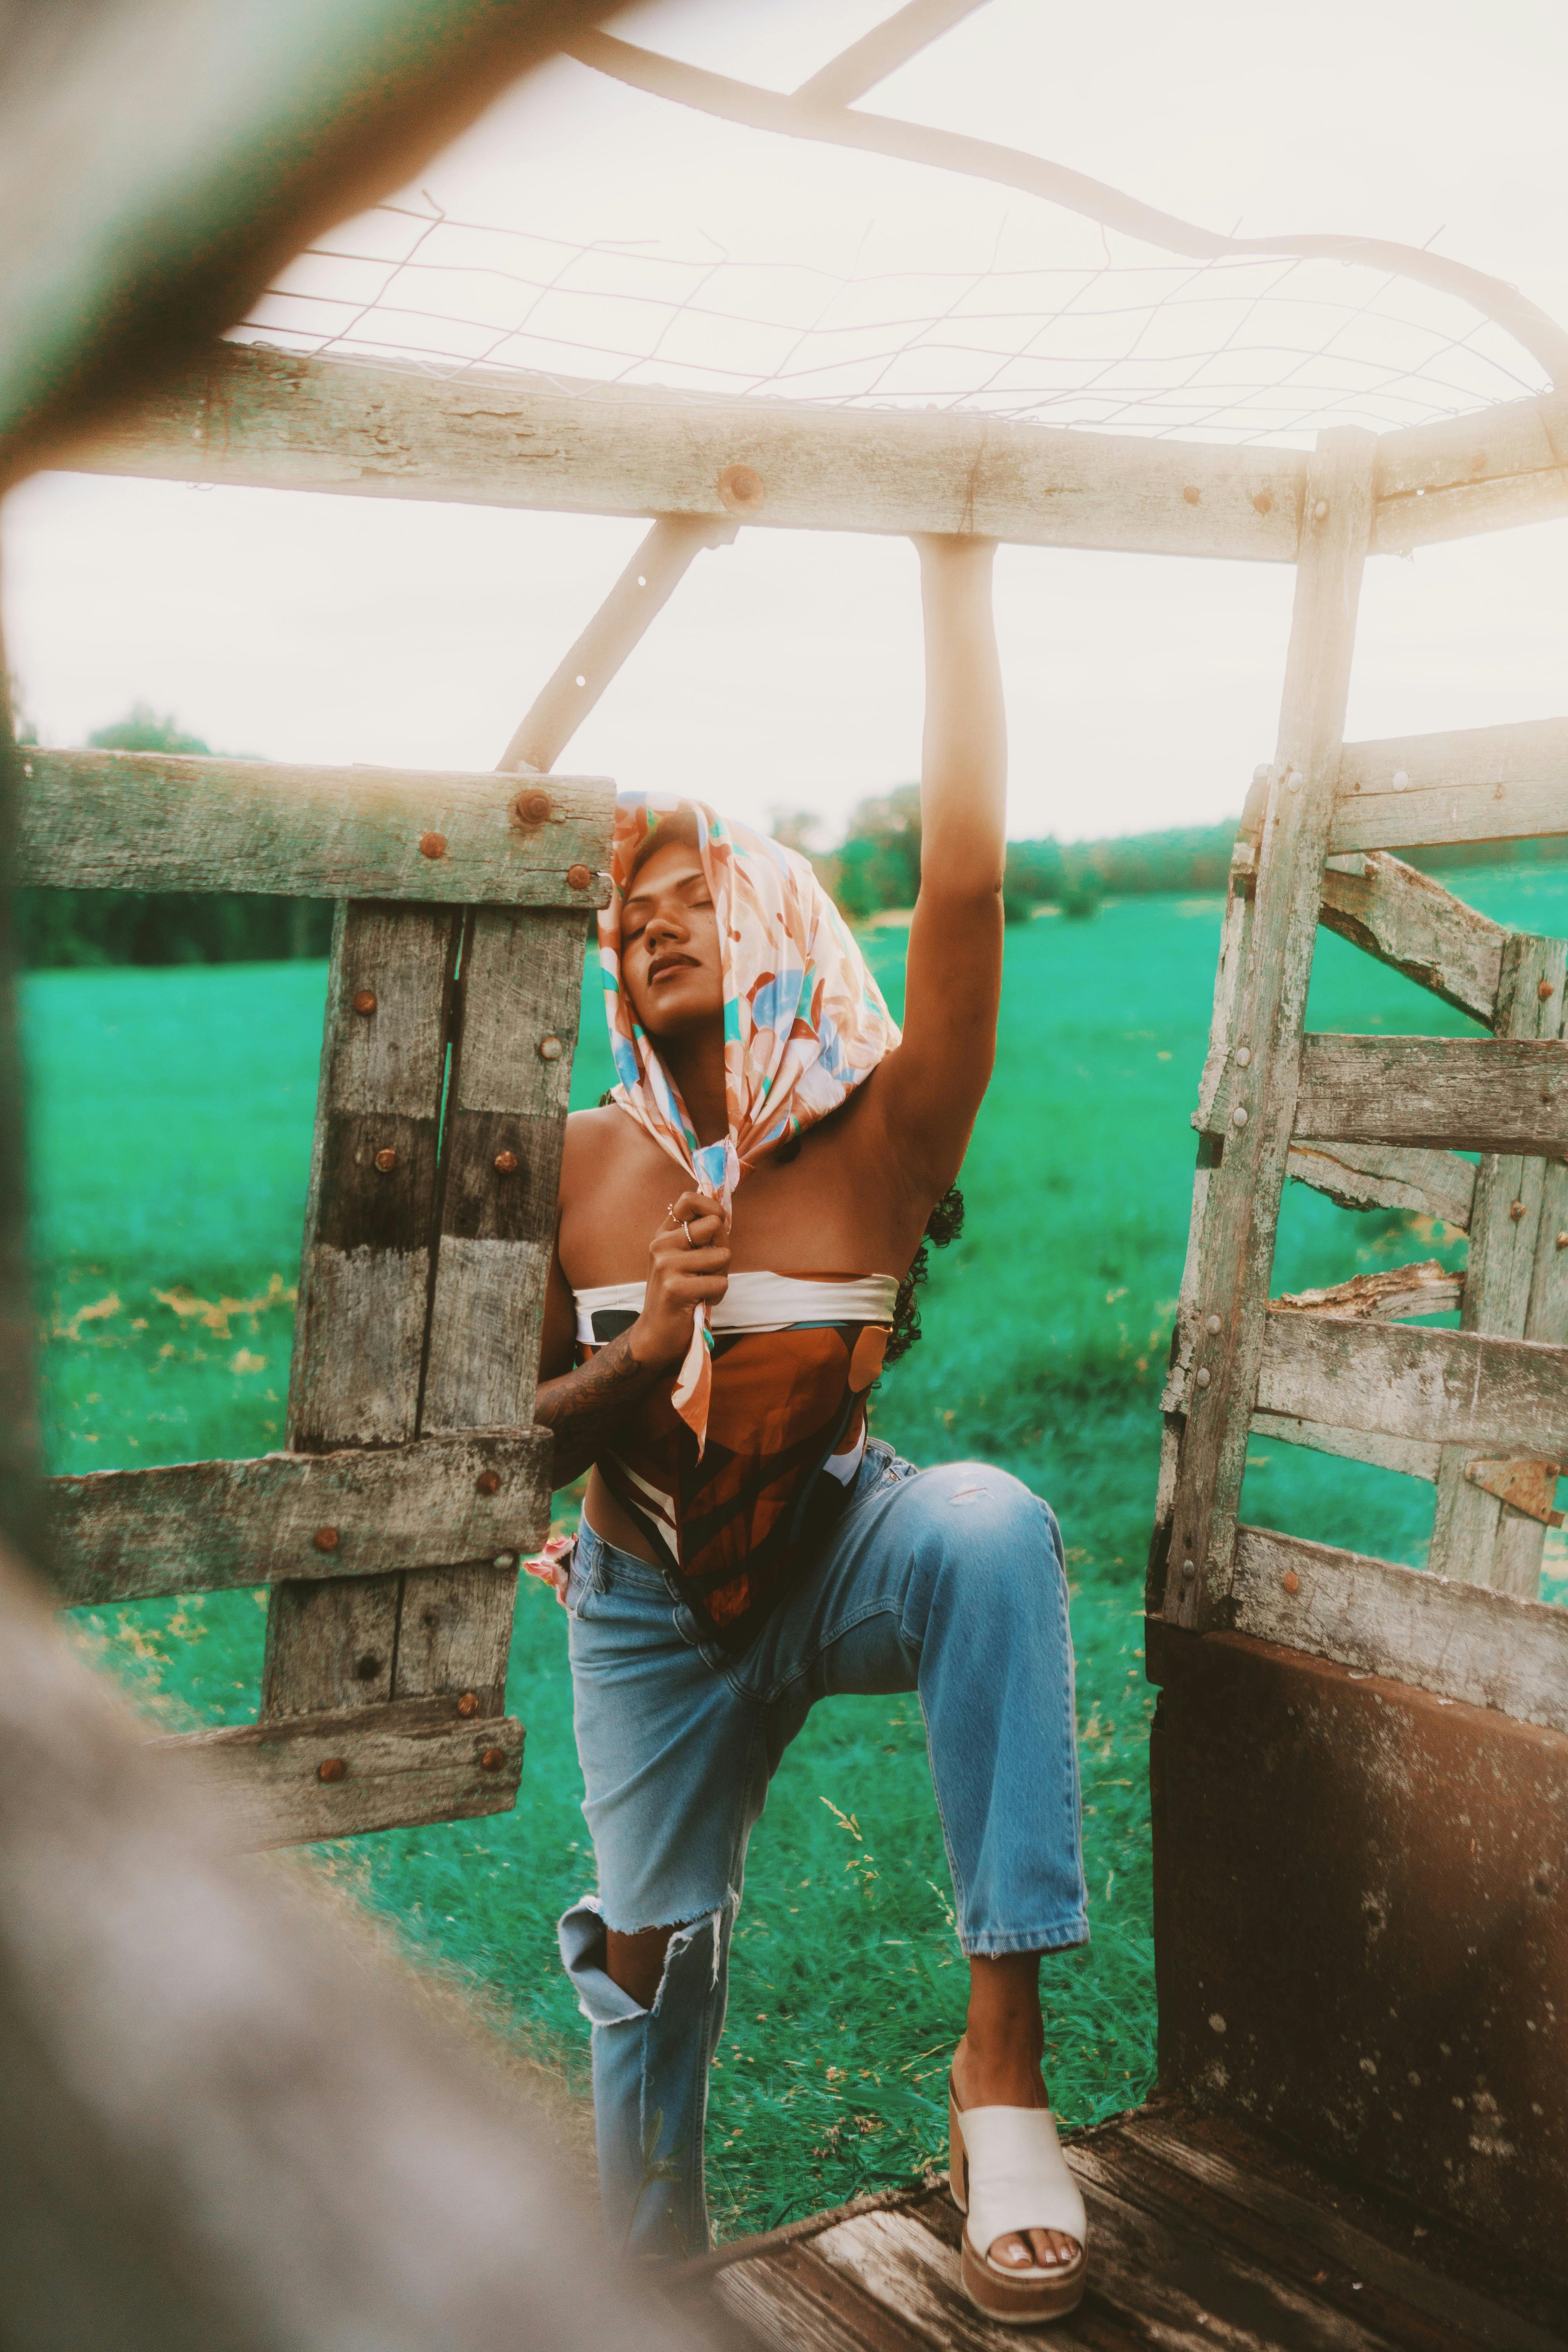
[573,1270,899,1347]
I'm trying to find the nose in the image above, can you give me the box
[645,904,686,947]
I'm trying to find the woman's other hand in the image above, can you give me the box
[631,1189,731,1370]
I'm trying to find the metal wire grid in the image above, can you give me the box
[234,200,1548,445]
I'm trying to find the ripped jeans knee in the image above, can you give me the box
[558,1895,733,2258]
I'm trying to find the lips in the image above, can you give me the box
[648,953,699,985]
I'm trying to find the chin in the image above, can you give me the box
[637,985,722,1037]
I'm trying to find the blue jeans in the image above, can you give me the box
[556,1443,1087,2257]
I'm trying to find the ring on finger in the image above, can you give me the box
[681,1219,695,1248]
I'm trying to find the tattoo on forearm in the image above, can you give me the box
[535,1332,660,1487]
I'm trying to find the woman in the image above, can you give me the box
[535,537,1088,2321]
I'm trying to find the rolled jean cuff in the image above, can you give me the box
[960,1914,1090,1959]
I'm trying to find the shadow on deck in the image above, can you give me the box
[671,2099,1567,2352]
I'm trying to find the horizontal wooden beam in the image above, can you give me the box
[1256,1310,1568,1457]
[1373,392,1568,555]
[49,1430,551,1608]
[1318,853,1503,1024]
[58,343,1305,562]
[1294,1033,1568,1155]
[1284,1138,1475,1231]
[152,1695,523,1851]
[1330,717,1568,856]
[16,749,613,904]
[1229,1524,1568,1735]
[1248,1411,1440,1483]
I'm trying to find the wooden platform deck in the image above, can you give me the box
[675,2100,1567,2352]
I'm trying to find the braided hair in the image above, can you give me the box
[597,1089,962,1368]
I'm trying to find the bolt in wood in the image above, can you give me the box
[1206,1314,1222,1333]
[374,1147,397,1172]
[479,1746,506,1771]
[352,989,377,1015]
[457,1691,481,1717]
[1541,979,1556,1001]
[1511,1199,1528,1220]
[493,1150,518,1174]
[419,831,447,860]
[317,1757,347,1783]
[718,462,764,511]
[1196,1367,1211,1387]
[476,1469,501,1495]
[515,788,553,826]
[1281,1570,1301,1594]
[1232,1106,1248,1126]
[313,1526,339,1552]
[1182,486,1200,505]
[537,1035,563,1061]
[566,864,591,891]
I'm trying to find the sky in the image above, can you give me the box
[6,0,1568,845]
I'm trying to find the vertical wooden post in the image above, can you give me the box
[1156,429,1376,1630]
[262,902,459,1716]
[1428,932,1568,1597]
[388,904,587,1717]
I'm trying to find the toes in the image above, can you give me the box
[1028,2229,1080,2269]
[989,2234,1034,2269]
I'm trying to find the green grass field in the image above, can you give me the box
[22,867,1568,2239]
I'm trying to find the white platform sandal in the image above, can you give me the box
[948,2080,1087,2325]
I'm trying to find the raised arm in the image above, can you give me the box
[873,535,1006,1195]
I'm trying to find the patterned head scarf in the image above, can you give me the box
[599,793,900,1445]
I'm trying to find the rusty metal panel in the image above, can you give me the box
[1147,1622,1568,2271]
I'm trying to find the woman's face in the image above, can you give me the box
[619,838,724,1038]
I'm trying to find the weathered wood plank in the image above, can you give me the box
[1285,1140,1476,1232]
[263,901,458,1720]
[900,2175,1385,2352]
[1318,853,1504,1024]
[1330,718,1568,857]
[1230,1525,1568,1736]
[15,749,612,904]
[1248,1411,1441,1483]
[60,342,1306,561]
[1256,1310,1568,1457]
[1158,430,1377,1629]
[1373,392,1568,554]
[1293,1034,1568,1156]
[1122,2115,1568,2352]
[152,1695,524,1851]
[1330,779,1568,858]
[392,906,592,1713]
[48,1431,548,1608]
[1429,937,1568,1596]
[713,2243,926,2352]
[1272,1259,1462,1321]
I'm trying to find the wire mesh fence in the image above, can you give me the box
[233,198,1549,446]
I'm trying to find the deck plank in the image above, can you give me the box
[695,2105,1566,2352]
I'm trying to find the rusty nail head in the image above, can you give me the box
[318,1757,347,1783]
[718,462,764,511]
[515,788,552,826]
[480,1745,506,1772]
[567,863,592,891]
[1205,1313,1221,1334]
[1541,978,1557,1001]
[477,1468,501,1495]
[1182,485,1200,505]
[1195,1366,1211,1387]
[1252,490,1272,516]
[352,989,377,1015]
[1281,1570,1301,1595]
[1558,1231,1568,1250]
[457,1690,481,1717]
[1511,1198,1527,1220]
[493,1149,519,1174]
[538,1034,563,1061]
[374,1146,397,1172]
[1181,1558,1197,1580]
[419,831,447,860]
[313,1526,339,1552]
